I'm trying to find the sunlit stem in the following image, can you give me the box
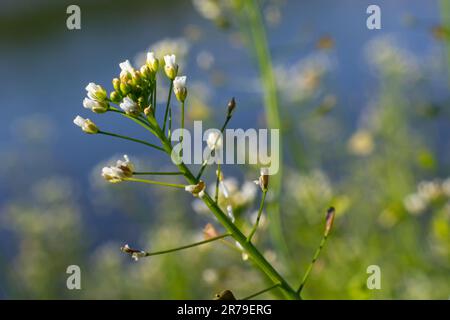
[132,171,183,176]
[168,106,172,139]
[214,162,221,204]
[297,234,329,295]
[143,234,231,257]
[241,283,280,300]
[98,131,164,152]
[124,177,185,189]
[180,101,185,143]
[162,80,173,135]
[247,190,267,242]
[153,79,157,114]
[108,106,158,136]
[196,115,232,180]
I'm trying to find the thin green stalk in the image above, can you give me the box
[297,235,329,295]
[108,106,158,136]
[214,162,221,204]
[168,106,172,139]
[241,0,291,270]
[144,234,230,257]
[124,177,185,189]
[133,171,183,176]
[247,190,267,242]
[98,131,164,152]
[153,79,157,113]
[162,80,173,134]
[181,101,185,143]
[241,283,280,300]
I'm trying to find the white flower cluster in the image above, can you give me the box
[404,178,450,215]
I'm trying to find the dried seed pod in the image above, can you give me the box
[214,290,236,300]
[325,207,335,237]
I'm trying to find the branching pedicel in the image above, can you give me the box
[74,51,335,300]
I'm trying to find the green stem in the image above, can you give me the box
[144,234,230,257]
[98,131,164,152]
[297,235,329,295]
[215,162,221,204]
[241,0,291,271]
[108,106,158,137]
[181,101,185,143]
[241,283,280,300]
[124,177,185,189]
[163,80,173,134]
[133,171,183,176]
[247,190,267,242]
[156,132,299,300]
[153,79,157,113]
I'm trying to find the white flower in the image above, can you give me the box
[73,115,98,134]
[173,76,187,102]
[164,54,176,69]
[83,97,108,113]
[185,181,206,197]
[101,166,126,183]
[85,82,107,101]
[119,60,135,78]
[119,97,139,115]
[206,131,222,150]
[120,244,146,261]
[442,178,450,197]
[163,54,178,79]
[115,154,134,177]
[404,193,427,215]
[146,51,159,72]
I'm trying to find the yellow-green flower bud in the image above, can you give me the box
[73,116,98,134]
[173,76,187,102]
[164,54,178,80]
[112,78,121,92]
[83,98,108,113]
[110,91,121,103]
[120,81,131,95]
[146,52,159,73]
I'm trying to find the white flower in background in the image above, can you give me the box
[119,60,135,78]
[404,193,427,215]
[202,268,219,284]
[73,115,98,134]
[348,129,375,156]
[417,180,442,202]
[164,54,178,80]
[192,0,222,20]
[85,82,107,101]
[83,97,108,113]
[173,76,187,102]
[146,51,159,72]
[101,166,126,183]
[442,178,450,197]
[196,50,214,70]
[206,131,222,150]
[119,97,139,115]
